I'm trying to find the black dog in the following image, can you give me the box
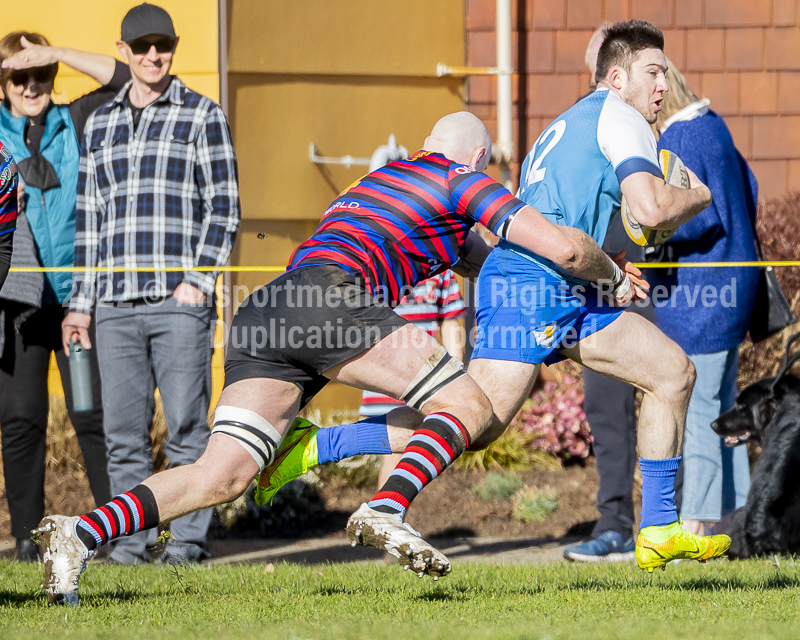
[712,363,800,558]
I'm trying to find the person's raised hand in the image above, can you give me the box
[1,36,57,70]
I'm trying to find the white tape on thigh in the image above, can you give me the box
[212,405,283,470]
[400,346,466,411]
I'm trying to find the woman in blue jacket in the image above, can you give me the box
[0,32,129,561]
[649,61,759,538]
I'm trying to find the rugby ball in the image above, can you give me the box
[621,149,690,247]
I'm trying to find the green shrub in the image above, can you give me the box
[458,426,561,472]
[312,455,382,489]
[512,485,559,523]
[471,472,524,501]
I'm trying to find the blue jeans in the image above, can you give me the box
[96,297,214,563]
[680,348,750,522]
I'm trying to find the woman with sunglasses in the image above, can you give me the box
[0,31,129,562]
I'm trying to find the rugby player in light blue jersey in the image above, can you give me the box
[467,20,727,571]
[252,21,729,575]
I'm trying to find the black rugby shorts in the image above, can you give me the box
[224,265,409,407]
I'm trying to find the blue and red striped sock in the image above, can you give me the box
[368,412,469,518]
[75,485,160,551]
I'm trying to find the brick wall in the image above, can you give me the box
[467,0,800,199]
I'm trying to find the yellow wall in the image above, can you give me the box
[7,0,219,102]
[3,1,223,402]
[8,0,468,418]
[227,0,466,417]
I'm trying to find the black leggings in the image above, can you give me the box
[0,303,110,539]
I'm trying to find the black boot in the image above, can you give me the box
[15,538,40,563]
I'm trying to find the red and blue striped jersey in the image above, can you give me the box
[288,151,525,306]
[0,142,17,237]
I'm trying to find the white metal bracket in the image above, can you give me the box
[309,144,370,169]
[309,135,409,171]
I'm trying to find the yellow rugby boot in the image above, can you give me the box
[636,520,731,572]
[254,418,320,505]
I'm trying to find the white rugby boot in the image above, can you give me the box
[346,503,451,579]
[34,515,93,606]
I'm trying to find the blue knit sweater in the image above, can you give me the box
[647,110,760,355]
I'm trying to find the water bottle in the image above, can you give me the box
[69,339,94,412]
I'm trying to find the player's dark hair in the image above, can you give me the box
[595,20,664,85]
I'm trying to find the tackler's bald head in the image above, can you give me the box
[423,111,492,171]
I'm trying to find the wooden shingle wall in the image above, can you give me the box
[467,0,800,198]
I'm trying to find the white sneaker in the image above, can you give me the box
[34,515,93,606]
[346,503,451,579]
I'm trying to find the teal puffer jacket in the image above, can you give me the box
[0,102,79,304]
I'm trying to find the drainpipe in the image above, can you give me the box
[437,0,514,190]
[495,0,513,191]
[218,0,232,349]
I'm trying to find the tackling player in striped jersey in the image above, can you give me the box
[257,21,730,576]
[38,111,639,604]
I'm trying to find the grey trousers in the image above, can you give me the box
[96,298,214,564]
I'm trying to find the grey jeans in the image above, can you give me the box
[96,297,214,564]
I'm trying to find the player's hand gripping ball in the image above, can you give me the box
[621,149,690,247]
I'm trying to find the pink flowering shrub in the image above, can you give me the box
[511,375,593,464]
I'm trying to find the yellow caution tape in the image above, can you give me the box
[633,261,800,269]
[7,261,800,273]
[8,266,287,273]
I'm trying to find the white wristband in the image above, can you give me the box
[611,262,624,287]
[612,274,632,304]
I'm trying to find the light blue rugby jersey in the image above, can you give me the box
[508,87,662,282]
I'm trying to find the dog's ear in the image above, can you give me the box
[757,395,778,433]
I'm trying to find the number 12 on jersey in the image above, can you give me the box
[523,120,566,189]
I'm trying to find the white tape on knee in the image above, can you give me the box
[212,405,283,470]
[401,346,466,411]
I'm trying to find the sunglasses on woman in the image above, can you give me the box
[9,68,55,86]
[127,38,176,55]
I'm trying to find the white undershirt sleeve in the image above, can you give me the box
[596,90,662,184]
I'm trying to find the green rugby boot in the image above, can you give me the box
[254,418,320,505]
[636,520,731,572]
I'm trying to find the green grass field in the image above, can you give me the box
[3,558,800,639]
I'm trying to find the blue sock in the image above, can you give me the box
[639,456,681,528]
[316,415,391,464]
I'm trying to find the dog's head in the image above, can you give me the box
[711,375,800,447]
[712,378,776,447]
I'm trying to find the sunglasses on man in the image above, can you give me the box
[9,68,56,86]
[127,38,176,55]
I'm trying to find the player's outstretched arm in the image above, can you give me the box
[507,206,646,304]
[621,169,711,231]
[507,205,613,281]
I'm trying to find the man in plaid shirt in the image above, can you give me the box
[61,3,240,565]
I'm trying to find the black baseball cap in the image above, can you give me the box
[121,3,176,41]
